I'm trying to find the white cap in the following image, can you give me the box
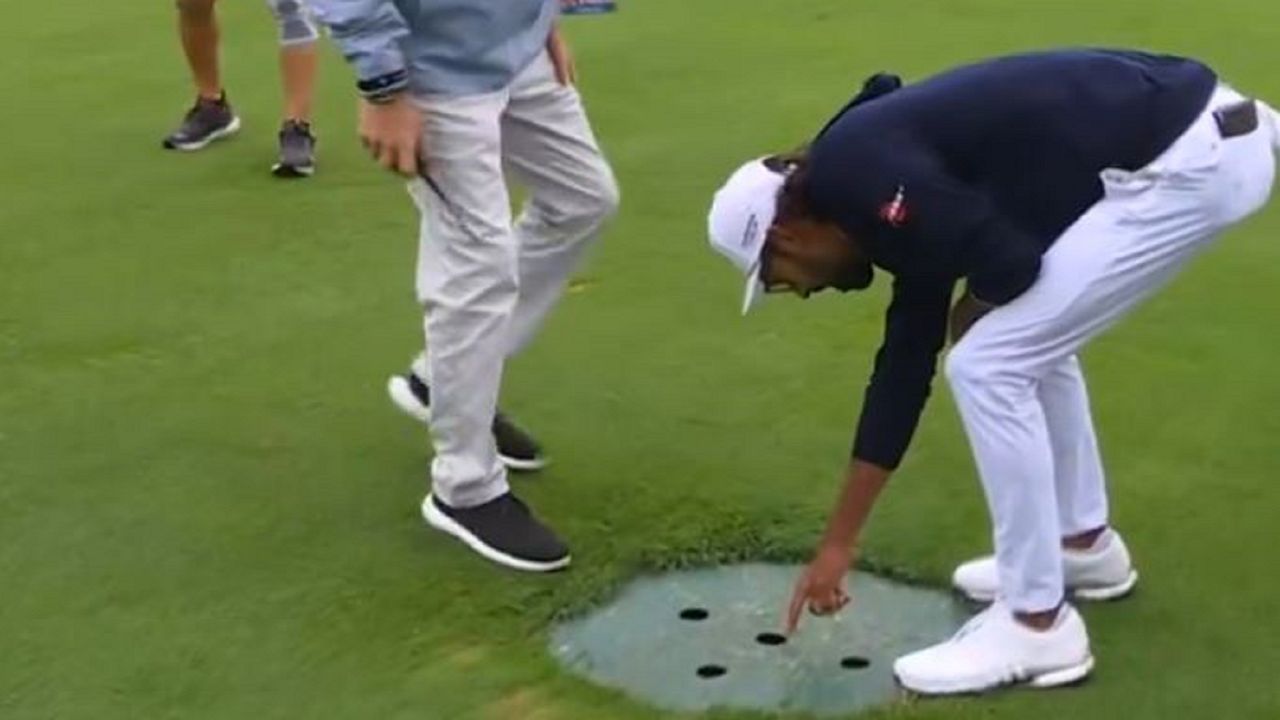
[707,158,786,314]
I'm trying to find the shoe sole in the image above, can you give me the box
[1028,655,1095,689]
[163,116,242,152]
[387,375,431,422]
[272,162,315,178]
[387,376,549,472]
[499,454,549,473]
[958,570,1139,604]
[895,654,1095,696]
[421,494,570,573]
[1073,570,1140,601]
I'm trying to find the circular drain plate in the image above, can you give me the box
[550,563,970,716]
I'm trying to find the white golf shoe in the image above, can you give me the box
[953,529,1139,603]
[893,602,1094,696]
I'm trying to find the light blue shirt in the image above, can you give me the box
[312,0,557,96]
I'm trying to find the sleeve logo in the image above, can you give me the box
[878,185,909,228]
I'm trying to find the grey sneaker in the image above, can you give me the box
[272,120,316,178]
[162,94,241,151]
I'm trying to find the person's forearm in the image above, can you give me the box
[819,459,893,549]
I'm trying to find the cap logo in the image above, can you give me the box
[742,214,759,248]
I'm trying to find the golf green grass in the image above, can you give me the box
[3,0,1279,717]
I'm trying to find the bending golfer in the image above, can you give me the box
[707,48,1279,695]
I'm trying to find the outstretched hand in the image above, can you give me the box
[785,542,853,634]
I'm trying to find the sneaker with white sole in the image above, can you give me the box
[272,119,316,178]
[422,493,570,572]
[387,373,549,472]
[162,93,241,151]
[893,602,1094,696]
[953,529,1139,603]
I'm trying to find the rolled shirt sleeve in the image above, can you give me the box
[310,0,411,92]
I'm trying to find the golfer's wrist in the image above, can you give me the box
[359,68,409,103]
[819,530,857,553]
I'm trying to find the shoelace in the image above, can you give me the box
[281,121,313,141]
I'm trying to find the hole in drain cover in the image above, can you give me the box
[679,608,709,621]
[755,632,787,646]
[696,664,727,679]
[840,656,871,670]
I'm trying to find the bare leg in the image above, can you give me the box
[177,0,222,100]
[279,42,318,123]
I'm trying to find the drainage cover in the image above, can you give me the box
[550,563,970,716]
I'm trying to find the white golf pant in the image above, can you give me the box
[947,85,1279,612]
[405,52,619,508]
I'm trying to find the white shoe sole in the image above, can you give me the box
[1028,655,1095,689]
[896,654,1095,696]
[499,454,549,472]
[1073,570,1140,601]
[421,495,570,573]
[271,162,315,178]
[959,570,1139,604]
[387,375,430,422]
[167,116,242,152]
[387,376,549,472]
